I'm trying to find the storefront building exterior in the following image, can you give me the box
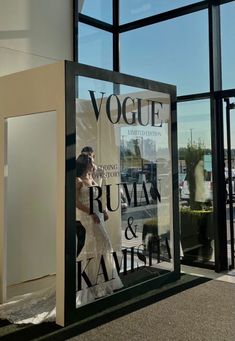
[76,0,235,272]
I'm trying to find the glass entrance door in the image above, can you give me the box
[223,97,235,269]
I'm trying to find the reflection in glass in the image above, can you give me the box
[78,0,112,24]
[178,100,214,264]
[78,23,112,69]
[221,2,235,90]
[120,10,209,96]
[120,0,201,24]
[75,77,174,307]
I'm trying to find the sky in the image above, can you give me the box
[79,0,235,149]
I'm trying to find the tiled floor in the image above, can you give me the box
[181,264,235,283]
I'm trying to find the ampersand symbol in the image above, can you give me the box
[124,217,138,240]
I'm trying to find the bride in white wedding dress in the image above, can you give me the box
[0,154,123,324]
[75,153,123,302]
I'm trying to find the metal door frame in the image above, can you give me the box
[224,95,235,269]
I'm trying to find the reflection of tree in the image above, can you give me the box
[123,143,134,156]
[120,144,125,159]
[128,139,141,156]
[144,139,156,159]
[120,139,134,159]
[126,139,141,156]
[179,147,211,160]
[122,138,157,160]
[133,139,141,156]
[124,148,133,156]
[121,138,146,169]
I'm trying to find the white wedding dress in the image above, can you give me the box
[75,183,123,301]
[0,183,123,324]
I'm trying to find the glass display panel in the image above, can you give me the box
[221,1,235,90]
[78,23,113,70]
[120,10,209,96]
[178,100,214,264]
[78,0,112,24]
[120,0,201,24]
[75,76,174,306]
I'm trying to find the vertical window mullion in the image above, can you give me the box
[113,0,120,72]
[73,0,78,61]
[208,2,227,271]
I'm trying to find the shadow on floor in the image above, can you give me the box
[0,273,211,341]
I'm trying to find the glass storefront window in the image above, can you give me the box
[221,1,235,90]
[178,99,214,264]
[120,10,209,96]
[78,0,112,24]
[78,23,113,70]
[75,75,175,306]
[120,0,202,24]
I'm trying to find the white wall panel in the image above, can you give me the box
[0,0,73,76]
[6,112,57,285]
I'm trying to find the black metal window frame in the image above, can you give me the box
[64,60,179,325]
[74,0,235,272]
[75,0,235,71]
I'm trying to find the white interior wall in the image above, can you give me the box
[0,0,73,77]
[0,62,66,324]
[6,112,57,285]
[0,0,71,287]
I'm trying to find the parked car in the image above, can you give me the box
[121,167,143,182]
